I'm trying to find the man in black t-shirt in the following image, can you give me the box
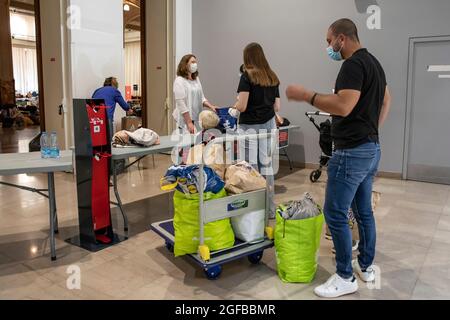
[286,18,391,298]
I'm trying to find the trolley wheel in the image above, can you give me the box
[310,170,322,183]
[204,265,222,280]
[165,241,174,253]
[248,251,264,264]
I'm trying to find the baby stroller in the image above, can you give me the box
[305,112,333,183]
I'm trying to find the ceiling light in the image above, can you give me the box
[427,65,450,72]
[438,75,450,79]
[123,4,130,11]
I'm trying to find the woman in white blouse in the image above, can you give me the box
[173,54,218,134]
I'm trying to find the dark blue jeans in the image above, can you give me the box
[324,142,381,279]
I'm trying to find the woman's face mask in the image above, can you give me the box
[189,63,198,74]
[327,38,344,61]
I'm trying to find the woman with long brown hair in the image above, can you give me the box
[173,54,218,134]
[233,43,281,218]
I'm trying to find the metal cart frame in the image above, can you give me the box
[151,131,278,280]
[305,111,332,183]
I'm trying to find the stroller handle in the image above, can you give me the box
[305,111,332,117]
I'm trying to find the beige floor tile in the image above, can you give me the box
[394,199,444,215]
[437,215,450,231]
[374,238,429,271]
[432,229,450,246]
[443,206,450,216]
[2,157,450,300]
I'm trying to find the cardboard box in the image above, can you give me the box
[121,116,142,132]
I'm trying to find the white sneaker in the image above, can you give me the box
[352,259,376,282]
[314,274,358,298]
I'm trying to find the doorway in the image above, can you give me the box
[0,0,43,153]
[123,0,147,128]
[404,36,450,184]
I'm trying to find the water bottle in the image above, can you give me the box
[40,132,50,159]
[49,132,60,158]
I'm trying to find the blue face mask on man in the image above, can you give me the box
[327,39,344,61]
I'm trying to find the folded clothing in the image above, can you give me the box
[113,128,160,147]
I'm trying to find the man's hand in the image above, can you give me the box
[286,85,313,103]
[126,109,134,116]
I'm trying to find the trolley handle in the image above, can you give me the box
[305,111,332,117]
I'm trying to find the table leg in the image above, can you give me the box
[48,172,57,261]
[282,149,293,171]
[112,160,129,232]
[52,191,59,234]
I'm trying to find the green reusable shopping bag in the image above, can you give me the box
[275,205,325,283]
[173,189,235,257]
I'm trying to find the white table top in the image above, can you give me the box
[112,135,194,160]
[111,125,300,161]
[0,150,73,176]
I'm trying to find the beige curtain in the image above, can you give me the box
[125,41,141,97]
[12,46,38,95]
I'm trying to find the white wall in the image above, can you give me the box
[175,0,192,67]
[68,0,126,131]
[192,0,450,174]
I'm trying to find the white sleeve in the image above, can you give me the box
[197,78,208,104]
[174,78,189,114]
[176,99,189,115]
[173,78,186,100]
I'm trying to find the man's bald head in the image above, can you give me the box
[329,18,360,43]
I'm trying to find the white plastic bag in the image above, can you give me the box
[231,210,265,243]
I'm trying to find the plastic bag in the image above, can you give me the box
[186,144,228,180]
[225,161,266,194]
[275,198,324,283]
[173,189,235,257]
[160,165,225,195]
[217,107,238,132]
[231,210,265,243]
[278,193,321,220]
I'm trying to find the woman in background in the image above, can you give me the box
[173,54,218,134]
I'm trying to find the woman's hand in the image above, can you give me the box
[187,122,196,134]
[208,105,218,113]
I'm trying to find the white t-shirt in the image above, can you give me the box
[173,76,207,130]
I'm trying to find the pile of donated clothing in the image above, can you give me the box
[160,160,268,258]
[160,109,325,284]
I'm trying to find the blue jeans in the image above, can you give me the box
[239,117,277,217]
[324,141,381,279]
[108,118,114,140]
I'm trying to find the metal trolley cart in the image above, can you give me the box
[151,132,277,280]
[305,111,333,183]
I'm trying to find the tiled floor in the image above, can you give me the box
[0,126,40,154]
[1,154,450,300]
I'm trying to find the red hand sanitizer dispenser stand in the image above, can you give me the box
[68,99,127,252]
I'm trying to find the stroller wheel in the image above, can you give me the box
[310,170,322,183]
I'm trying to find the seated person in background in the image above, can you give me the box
[92,77,132,139]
